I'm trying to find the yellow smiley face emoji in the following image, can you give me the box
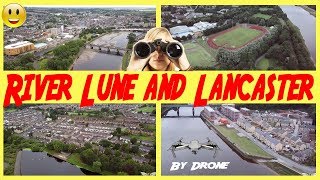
[2,3,26,28]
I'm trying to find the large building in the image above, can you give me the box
[203,106,216,119]
[221,105,240,121]
[4,41,35,56]
[169,25,194,38]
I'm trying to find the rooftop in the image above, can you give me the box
[5,41,34,49]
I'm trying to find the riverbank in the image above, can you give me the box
[200,112,273,160]
[13,151,22,175]
[262,161,301,175]
[298,5,316,17]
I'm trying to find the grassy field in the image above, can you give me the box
[4,108,17,112]
[143,124,156,132]
[129,134,155,142]
[196,38,218,57]
[183,41,215,68]
[138,106,155,113]
[259,7,274,11]
[256,57,273,69]
[214,126,273,159]
[253,13,272,19]
[121,51,131,70]
[263,162,300,175]
[256,57,282,70]
[213,27,262,48]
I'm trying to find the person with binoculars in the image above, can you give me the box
[126,27,192,71]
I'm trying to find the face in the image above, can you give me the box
[148,32,172,70]
[2,3,27,28]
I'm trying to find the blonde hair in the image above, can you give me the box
[143,27,174,42]
[128,27,177,71]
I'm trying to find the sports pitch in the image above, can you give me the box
[211,27,263,49]
[183,40,216,68]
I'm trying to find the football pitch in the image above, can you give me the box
[183,40,216,68]
[211,27,262,49]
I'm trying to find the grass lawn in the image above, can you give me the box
[5,108,18,112]
[256,57,271,69]
[253,13,272,19]
[256,57,281,70]
[183,41,214,67]
[213,27,262,48]
[259,7,274,11]
[121,51,131,70]
[263,162,300,175]
[129,134,155,142]
[143,124,156,132]
[68,112,90,116]
[196,38,218,57]
[214,126,273,159]
[138,106,155,113]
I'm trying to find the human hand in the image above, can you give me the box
[126,40,151,71]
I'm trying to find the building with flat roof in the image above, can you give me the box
[34,43,48,51]
[4,41,35,56]
[193,21,216,31]
[169,25,194,38]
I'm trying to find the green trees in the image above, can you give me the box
[130,145,140,154]
[46,39,85,70]
[80,149,98,165]
[92,161,102,173]
[127,33,137,49]
[99,139,112,147]
[52,140,64,152]
[121,159,139,175]
[265,21,315,70]
[130,137,137,145]
[4,53,35,70]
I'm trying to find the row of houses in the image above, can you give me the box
[220,104,240,122]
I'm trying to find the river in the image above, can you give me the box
[73,31,140,70]
[17,150,96,175]
[280,6,316,62]
[162,107,276,175]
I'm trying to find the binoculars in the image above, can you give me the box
[134,39,183,59]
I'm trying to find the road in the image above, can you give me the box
[213,108,316,174]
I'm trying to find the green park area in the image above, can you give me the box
[256,57,274,70]
[259,7,274,11]
[253,13,272,19]
[183,40,215,68]
[129,134,155,142]
[213,27,262,49]
[214,125,273,159]
[256,57,283,70]
[138,106,155,113]
[121,51,131,70]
